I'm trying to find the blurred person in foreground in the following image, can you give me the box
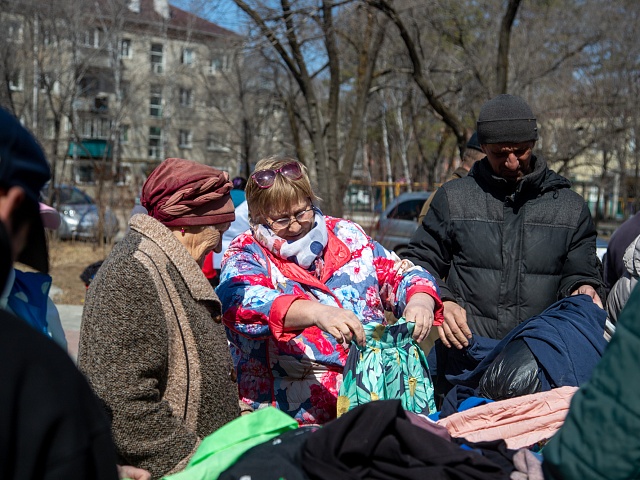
[543,281,640,479]
[404,94,604,349]
[0,107,150,479]
[216,155,443,425]
[78,158,240,478]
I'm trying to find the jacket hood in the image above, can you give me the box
[622,234,640,278]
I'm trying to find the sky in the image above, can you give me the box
[170,0,243,33]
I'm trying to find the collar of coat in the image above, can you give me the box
[471,154,571,200]
[129,213,218,303]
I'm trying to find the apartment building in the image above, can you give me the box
[0,0,242,194]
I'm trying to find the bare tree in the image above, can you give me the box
[232,0,387,215]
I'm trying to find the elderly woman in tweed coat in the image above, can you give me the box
[78,158,240,479]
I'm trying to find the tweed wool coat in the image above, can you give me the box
[78,214,239,479]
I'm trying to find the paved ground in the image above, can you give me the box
[57,304,84,362]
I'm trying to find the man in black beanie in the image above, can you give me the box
[404,94,604,349]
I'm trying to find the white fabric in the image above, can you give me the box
[251,210,328,269]
[606,233,640,323]
[213,201,251,269]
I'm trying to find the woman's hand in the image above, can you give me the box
[286,301,365,347]
[117,465,151,480]
[404,293,435,342]
[314,305,366,348]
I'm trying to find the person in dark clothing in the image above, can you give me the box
[417,132,486,224]
[0,106,148,480]
[603,214,640,290]
[404,94,604,349]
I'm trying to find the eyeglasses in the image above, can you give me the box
[267,206,315,231]
[251,162,303,189]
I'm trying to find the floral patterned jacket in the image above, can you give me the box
[216,217,443,425]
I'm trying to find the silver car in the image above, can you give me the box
[373,191,431,257]
[43,185,120,241]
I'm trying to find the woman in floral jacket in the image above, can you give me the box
[216,156,444,425]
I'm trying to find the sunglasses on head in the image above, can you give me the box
[251,162,303,189]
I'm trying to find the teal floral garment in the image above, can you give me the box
[337,317,436,417]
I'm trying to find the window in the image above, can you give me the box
[8,20,23,43]
[149,85,162,117]
[179,130,192,148]
[179,88,193,107]
[120,125,129,144]
[387,199,427,222]
[209,54,229,74]
[80,28,100,48]
[38,73,50,91]
[44,119,56,140]
[78,76,99,96]
[206,132,229,151]
[9,70,23,91]
[148,127,163,159]
[94,94,109,112]
[182,48,195,65]
[81,118,111,139]
[150,43,164,74]
[42,27,56,47]
[120,39,132,58]
[74,164,95,184]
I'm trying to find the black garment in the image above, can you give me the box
[301,399,511,480]
[219,427,317,480]
[405,155,604,339]
[0,311,118,480]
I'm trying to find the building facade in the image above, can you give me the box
[1,0,242,199]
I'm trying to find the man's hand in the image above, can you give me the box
[437,300,472,349]
[571,284,603,309]
[404,293,435,342]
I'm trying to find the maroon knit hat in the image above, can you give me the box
[141,158,235,227]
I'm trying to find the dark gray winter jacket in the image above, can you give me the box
[404,155,604,339]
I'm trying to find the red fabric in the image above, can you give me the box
[141,158,235,227]
[201,252,217,280]
[268,292,308,342]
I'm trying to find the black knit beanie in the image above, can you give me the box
[476,94,538,144]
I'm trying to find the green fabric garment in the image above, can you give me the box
[542,284,640,480]
[163,407,298,480]
[337,317,436,417]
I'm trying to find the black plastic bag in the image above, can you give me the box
[80,260,104,287]
[478,338,542,400]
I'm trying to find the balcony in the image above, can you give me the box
[68,139,111,159]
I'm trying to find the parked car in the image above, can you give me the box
[42,185,120,241]
[373,191,431,257]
